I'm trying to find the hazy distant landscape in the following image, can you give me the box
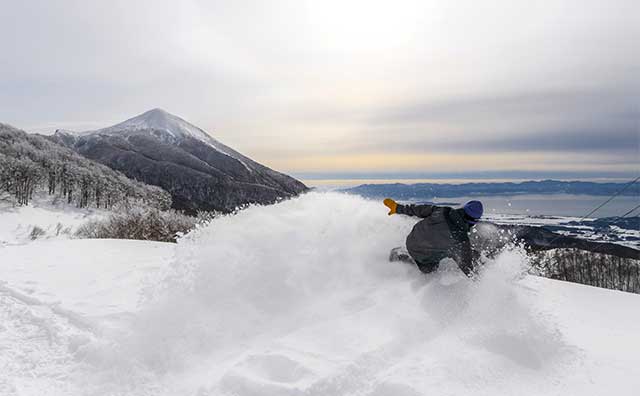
[339,180,639,217]
[333,180,640,249]
[342,179,639,198]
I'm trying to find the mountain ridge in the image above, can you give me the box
[51,109,308,213]
[343,179,640,199]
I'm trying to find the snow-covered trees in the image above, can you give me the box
[0,154,43,205]
[75,207,198,242]
[0,123,171,209]
[532,249,640,293]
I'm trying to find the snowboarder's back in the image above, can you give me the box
[384,199,483,276]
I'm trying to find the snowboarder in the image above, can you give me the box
[383,199,483,276]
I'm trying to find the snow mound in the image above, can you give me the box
[2,192,640,395]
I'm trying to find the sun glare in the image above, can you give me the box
[306,0,429,52]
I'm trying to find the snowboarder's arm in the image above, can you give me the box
[396,203,435,218]
[383,198,398,215]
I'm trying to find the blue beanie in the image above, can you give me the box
[463,200,483,223]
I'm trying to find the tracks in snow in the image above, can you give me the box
[0,284,94,395]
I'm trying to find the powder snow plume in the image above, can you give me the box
[62,192,589,396]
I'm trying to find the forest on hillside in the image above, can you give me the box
[532,249,640,293]
[0,123,171,210]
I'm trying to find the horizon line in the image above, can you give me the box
[294,171,639,182]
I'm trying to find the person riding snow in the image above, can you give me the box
[383,199,483,276]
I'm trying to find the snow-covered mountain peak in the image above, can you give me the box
[54,128,81,136]
[98,108,214,143]
[80,108,257,173]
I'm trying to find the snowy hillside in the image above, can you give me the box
[1,193,639,395]
[50,109,308,213]
[0,196,107,246]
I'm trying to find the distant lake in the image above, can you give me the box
[304,178,559,188]
[421,194,639,218]
[303,180,640,218]
[302,178,633,188]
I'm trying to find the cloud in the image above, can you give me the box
[350,89,639,154]
[0,0,638,176]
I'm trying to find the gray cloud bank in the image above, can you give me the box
[360,89,639,153]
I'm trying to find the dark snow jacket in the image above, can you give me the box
[396,204,474,275]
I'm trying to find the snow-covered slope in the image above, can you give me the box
[1,239,173,316]
[0,195,107,246]
[1,193,639,395]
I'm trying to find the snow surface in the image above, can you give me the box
[1,192,640,395]
[1,239,173,316]
[0,195,107,246]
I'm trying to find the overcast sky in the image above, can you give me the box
[1,0,638,179]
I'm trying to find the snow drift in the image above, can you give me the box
[2,192,640,395]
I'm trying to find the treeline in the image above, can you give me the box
[532,249,640,294]
[0,123,171,209]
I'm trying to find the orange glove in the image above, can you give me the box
[383,198,398,215]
